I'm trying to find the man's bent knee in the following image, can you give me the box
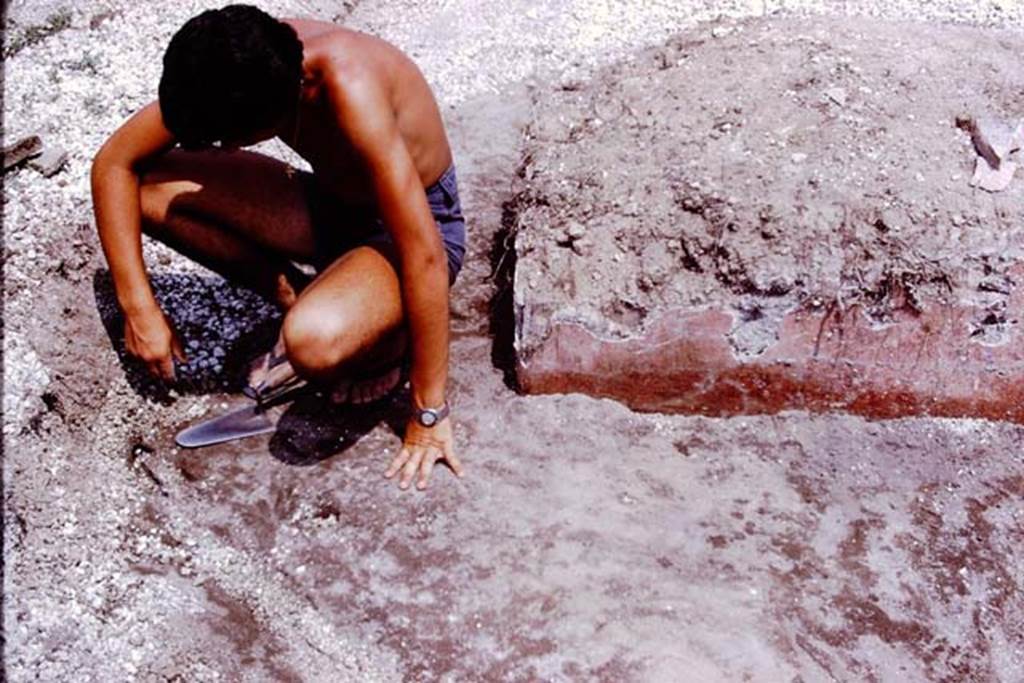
[281,306,352,377]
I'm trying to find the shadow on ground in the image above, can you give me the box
[269,389,407,466]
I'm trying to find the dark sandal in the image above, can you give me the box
[243,344,307,403]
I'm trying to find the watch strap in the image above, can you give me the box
[416,401,450,427]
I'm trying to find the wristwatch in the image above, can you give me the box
[415,401,450,427]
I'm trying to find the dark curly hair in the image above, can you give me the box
[158,5,303,149]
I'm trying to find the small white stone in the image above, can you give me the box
[566,222,587,239]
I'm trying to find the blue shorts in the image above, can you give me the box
[299,164,467,285]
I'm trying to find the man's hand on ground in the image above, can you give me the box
[385,417,464,490]
[124,305,187,382]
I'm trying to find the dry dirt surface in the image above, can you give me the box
[512,15,1024,423]
[3,1,1024,681]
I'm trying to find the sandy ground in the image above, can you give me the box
[514,16,1024,337]
[3,1,1024,681]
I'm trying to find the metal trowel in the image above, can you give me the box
[175,377,310,448]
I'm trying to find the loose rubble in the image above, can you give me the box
[28,146,69,177]
[2,135,43,172]
[511,16,1024,421]
[959,114,1024,192]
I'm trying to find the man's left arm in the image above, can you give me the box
[324,66,463,490]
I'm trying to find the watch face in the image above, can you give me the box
[419,410,437,427]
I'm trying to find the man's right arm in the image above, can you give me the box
[91,101,184,380]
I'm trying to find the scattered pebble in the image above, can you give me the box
[970,157,1018,192]
[3,134,43,172]
[29,146,69,177]
[566,222,587,240]
[824,86,847,107]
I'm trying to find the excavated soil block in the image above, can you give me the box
[512,15,1024,423]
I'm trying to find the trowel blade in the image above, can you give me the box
[175,403,276,448]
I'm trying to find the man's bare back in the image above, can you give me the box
[91,5,465,490]
[277,19,453,204]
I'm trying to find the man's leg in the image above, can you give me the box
[139,148,319,304]
[138,148,405,399]
[282,244,408,403]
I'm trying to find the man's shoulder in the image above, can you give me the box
[313,38,395,112]
[281,17,347,44]
[282,18,409,96]
[318,54,383,111]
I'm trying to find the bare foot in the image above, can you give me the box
[330,365,405,405]
[244,271,300,397]
[274,269,309,310]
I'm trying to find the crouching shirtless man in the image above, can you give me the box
[90,5,466,490]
